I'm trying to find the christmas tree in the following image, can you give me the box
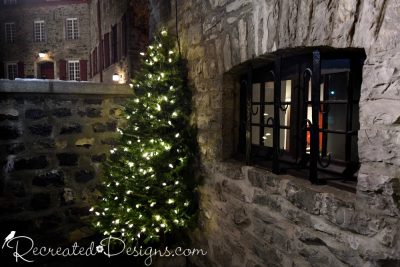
[90,29,197,244]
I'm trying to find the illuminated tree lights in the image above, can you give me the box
[90,29,197,244]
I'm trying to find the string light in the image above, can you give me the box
[91,29,196,244]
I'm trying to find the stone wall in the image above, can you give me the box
[0,80,130,245]
[89,0,149,83]
[150,0,400,266]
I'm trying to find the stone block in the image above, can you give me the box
[60,123,82,135]
[14,155,48,170]
[83,98,103,105]
[75,138,94,148]
[25,109,46,120]
[107,121,117,131]
[284,182,319,215]
[57,153,79,166]
[79,107,102,118]
[233,207,251,227]
[33,170,64,187]
[0,125,20,140]
[0,108,19,120]
[91,153,106,163]
[31,192,51,210]
[7,180,26,197]
[52,108,72,118]
[75,170,95,183]
[92,122,107,132]
[29,124,52,136]
[6,143,25,154]
[109,107,123,117]
[101,137,119,145]
[33,139,56,149]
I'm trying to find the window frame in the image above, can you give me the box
[67,60,80,81]
[239,49,365,185]
[66,18,79,40]
[5,22,15,43]
[6,62,17,80]
[34,20,46,42]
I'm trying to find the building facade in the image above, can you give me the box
[0,0,91,81]
[0,0,149,83]
[150,0,400,266]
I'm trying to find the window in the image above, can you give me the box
[111,24,118,63]
[3,0,17,5]
[5,22,15,43]
[68,60,80,81]
[6,63,17,80]
[66,18,79,40]
[239,49,365,185]
[34,20,45,42]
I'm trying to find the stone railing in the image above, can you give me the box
[0,80,131,244]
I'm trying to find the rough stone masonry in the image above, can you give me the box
[150,0,400,266]
[0,80,130,245]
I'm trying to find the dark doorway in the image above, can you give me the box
[39,62,54,79]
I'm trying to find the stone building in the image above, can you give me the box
[88,0,149,83]
[0,0,91,81]
[0,0,149,83]
[149,0,400,266]
[1,0,400,266]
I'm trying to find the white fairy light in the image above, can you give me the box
[175,133,180,138]
[169,164,174,168]
[140,52,145,56]
[155,215,161,221]
[167,199,175,204]
[89,207,94,212]
[114,196,118,200]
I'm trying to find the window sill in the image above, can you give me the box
[205,159,356,206]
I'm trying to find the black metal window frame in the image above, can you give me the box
[239,49,365,185]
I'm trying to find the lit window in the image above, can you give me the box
[239,49,365,185]
[68,60,80,81]
[66,18,79,40]
[3,0,17,5]
[34,20,45,42]
[6,63,17,80]
[5,22,15,43]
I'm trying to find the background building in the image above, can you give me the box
[0,0,149,83]
[0,0,91,81]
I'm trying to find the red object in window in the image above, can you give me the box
[59,59,67,80]
[79,60,87,81]
[104,33,110,67]
[17,61,24,78]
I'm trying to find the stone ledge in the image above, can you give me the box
[0,80,132,95]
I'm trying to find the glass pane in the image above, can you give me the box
[280,129,290,150]
[324,72,348,101]
[252,83,260,102]
[281,80,292,102]
[265,82,274,102]
[252,126,260,145]
[251,104,260,124]
[264,105,274,124]
[262,127,273,147]
[280,105,291,127]
[326,133,346,161]
[326,104,346,131]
